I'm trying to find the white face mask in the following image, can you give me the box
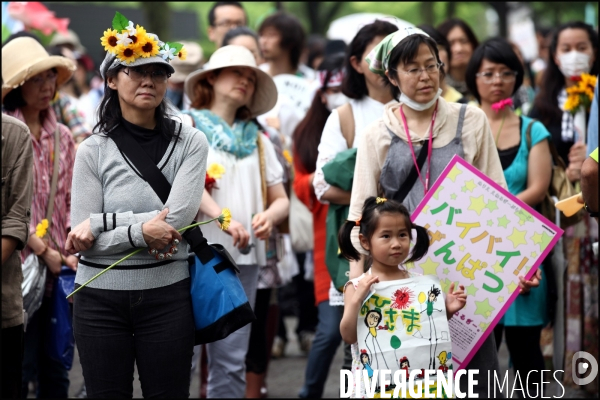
[325,92,348,111]
[399,88,443,111]
[557,51,591,78]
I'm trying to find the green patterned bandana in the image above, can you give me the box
[365,27,430,76]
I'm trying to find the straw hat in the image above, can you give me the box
[170,41,203,83]
[184,45,277,118]
[2,37,76,101]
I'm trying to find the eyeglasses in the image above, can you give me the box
[213,20,245,29]
[475,71,518,84]
[393,63,444,79]
[28,71,58,87]
[122,67,170,83]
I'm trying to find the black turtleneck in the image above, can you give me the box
[120,117,171,165]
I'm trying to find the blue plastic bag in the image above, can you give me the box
[189,244,255,344]
[45,266,75,370]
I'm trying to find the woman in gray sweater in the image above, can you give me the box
[65,23,208,397]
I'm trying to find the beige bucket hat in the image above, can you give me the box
[2,37,76,101]
[170,41,203,83]
[49,29,87,54]
[184,45,277,118]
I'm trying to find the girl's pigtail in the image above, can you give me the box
[338,220,361,261]
[406,224,430,264]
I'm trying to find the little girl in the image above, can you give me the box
[338,197,467,397]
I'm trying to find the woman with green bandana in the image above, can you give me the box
[346,27,542,397]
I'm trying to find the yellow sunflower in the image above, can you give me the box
[177,46,188,61]
[115,44,138,64]
[138,35,160,58]
[218,208,232,231]
[36,219,49,238]
[126,25,148,52]
[101,28,120,54]
[564,95,580,112]
[207,163,226,179]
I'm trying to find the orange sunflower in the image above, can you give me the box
[101,28,119,54]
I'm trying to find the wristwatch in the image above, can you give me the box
[584,202,598,218]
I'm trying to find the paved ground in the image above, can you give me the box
[28,316,596,398]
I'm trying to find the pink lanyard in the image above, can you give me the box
[398,102,438,195]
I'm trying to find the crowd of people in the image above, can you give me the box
[1,1,598,399]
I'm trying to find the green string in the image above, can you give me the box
[494,114,506,147]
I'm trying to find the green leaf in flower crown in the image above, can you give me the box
[167,42,183,54]
[112,11,129,32]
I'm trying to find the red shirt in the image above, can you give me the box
[293,153,330,305]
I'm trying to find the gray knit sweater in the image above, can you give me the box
[71,122,208,290]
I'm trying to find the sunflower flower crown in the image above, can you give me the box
[100,12,186,64]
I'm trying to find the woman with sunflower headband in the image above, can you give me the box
[63,13,208,397]
[346,27,543,397]
[181,45,289,398]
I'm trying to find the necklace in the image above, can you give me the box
[494,114,507,147]
[398,102,438,195]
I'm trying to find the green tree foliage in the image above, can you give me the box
[56,1,596,60]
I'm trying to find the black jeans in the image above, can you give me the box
[494,324,545,398]
[73,278,195,398]
[246,288,272,374]
[2,324,24,398]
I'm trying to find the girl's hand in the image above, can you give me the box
[66,218,94,254]
[353,275,379,304]
[518,269,542,294]
[223,219,250,249]
[252,212,273,240]
[446,283,467,317]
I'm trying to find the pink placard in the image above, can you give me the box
[410,155,563,372]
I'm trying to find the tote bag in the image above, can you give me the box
[188,243,256,344]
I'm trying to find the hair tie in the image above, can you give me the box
[347,218,361,226]
[376,197,387,204]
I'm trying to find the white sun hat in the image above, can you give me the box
[184,45,278,118]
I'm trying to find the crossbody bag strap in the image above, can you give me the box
[109,124,173,204]
[45,125,61,223]
[524,118,565,168]
[256,134,267,209]
[109,123,214,260]
[393,128,430,204]
[525,117,534,150]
